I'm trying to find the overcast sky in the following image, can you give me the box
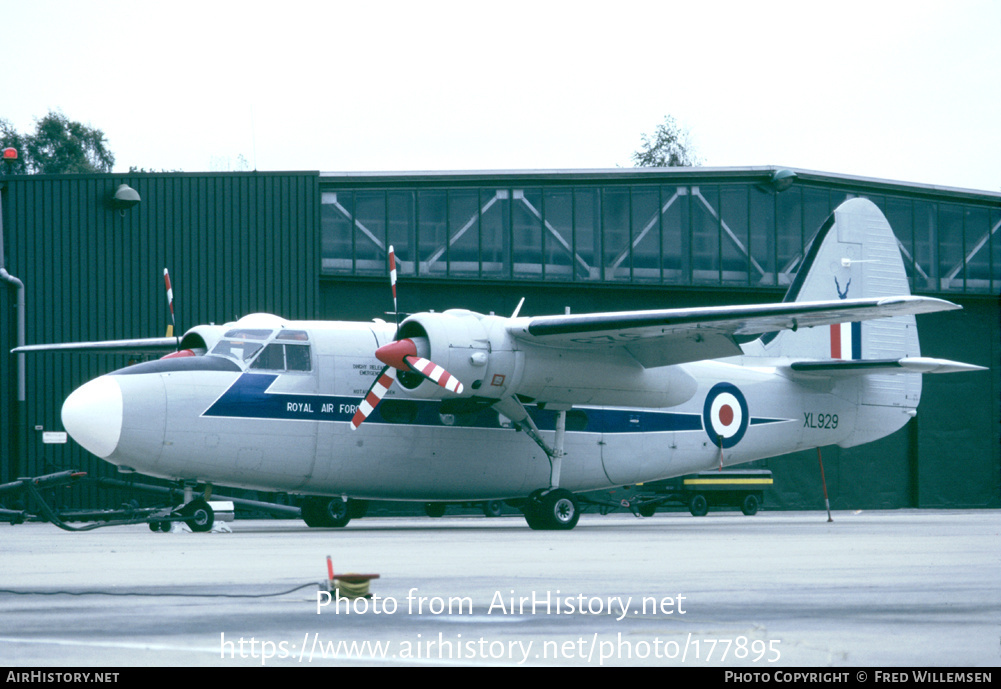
[4,0,999,192]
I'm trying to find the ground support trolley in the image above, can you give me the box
[579,469,773,517]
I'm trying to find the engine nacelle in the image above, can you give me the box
[177,324,228,355]
[395,310,518,399]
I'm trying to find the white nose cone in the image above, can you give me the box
[62,376,123,458]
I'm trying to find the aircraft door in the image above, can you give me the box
[239,337,320,490]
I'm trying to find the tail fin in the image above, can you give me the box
[751,197,924,446]
[757,197,920,363]
[747,197,983,448]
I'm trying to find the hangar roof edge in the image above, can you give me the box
[319,166,1001,204]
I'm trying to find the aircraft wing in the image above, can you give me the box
[12,337,179,356]
[508,296,960,368]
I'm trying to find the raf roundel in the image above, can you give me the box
[702,383,749,449]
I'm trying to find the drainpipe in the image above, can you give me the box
[0,181,26,480]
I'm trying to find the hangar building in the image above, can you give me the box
[1,166,998,513]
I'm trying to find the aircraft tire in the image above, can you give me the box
[689,494,709,517]
[524,489,579,530]
[181,498,214,532]
[302,497,352,528]
[638,504,657,518]
[482,500,503,518]
[741,494,759,516]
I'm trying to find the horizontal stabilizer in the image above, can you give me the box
[789,356,986,377]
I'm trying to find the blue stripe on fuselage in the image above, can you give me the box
[201,372,788,433]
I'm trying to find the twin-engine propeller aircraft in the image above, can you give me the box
[16,199,984,530]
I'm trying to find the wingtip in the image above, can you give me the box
[876,295,963,312]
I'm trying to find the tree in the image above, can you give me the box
[632,115,702,168]
[0,111,114,174]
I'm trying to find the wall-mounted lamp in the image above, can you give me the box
[110,183,141,215]
[769,169,797,192]
[2,147,17,174]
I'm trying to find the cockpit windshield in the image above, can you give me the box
[210,339,265,363]
[209,329,273,363]
[208,328,311,371]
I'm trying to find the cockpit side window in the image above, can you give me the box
[250,343,286,370]
[249,343,312,372]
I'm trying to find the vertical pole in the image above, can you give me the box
[817,447,833,522]
[1,182,27,482]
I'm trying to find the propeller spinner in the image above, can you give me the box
[350,246,464,430]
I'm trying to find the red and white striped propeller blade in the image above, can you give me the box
[351,246,404,431]
[350,366,397,430]
[404,356,464,395]
[388,245,398,334]
[352,245,464,430]
[374,339,464,395]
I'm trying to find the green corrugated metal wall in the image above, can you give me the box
[1,172,319,501]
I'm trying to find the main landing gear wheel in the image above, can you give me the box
[301,496,352,528]
[523,489,580,531]
[179,498,214,532]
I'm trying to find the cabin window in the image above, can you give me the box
[285,344,312,371]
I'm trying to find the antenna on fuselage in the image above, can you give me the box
[511,297,525,319]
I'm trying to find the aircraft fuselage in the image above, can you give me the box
[63,317,884,502]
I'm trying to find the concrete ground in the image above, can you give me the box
[1,509,999,667]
